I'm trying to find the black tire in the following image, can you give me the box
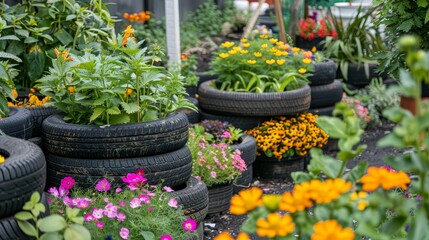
[42,112,189,159]
[185,85,197,98]
[231,134,256,166]
[27,137,42,148]
[308,105,335,116]
[179,97,200,124]
[310,80,343,108]
[27,106,61,137]
[233,164,253,193]
[198,80,311,117]
[45,145,192,189]
[207,183,233,215]
[171,176,208,223]
[199,110,271,131]
[0,107,33,140]
[337,63,382,86]
[253,155,305,181]
[0,193,50,240]
[308,59,337,86]
[196,72,217,87]
[0,136,46,218]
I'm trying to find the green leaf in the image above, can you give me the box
[38,215,67,232]
[307,148,342,178]
[110,114,130,125]
[425,9,429,23]
[34,203,46,214]
[142,109,158,122]
[120,102,139,114]
[0,51,22,62]
[381,215,407,235]
[316,117,347,138]
[64,224,91,240]
[14,29,29,38]
[106,106,121,115]
[314,206,330,221]
[291,171,312,184]
[24,37,38,44]
[417,0,428,7]
[17,221,37,237]
[54,29,73,45]
[0,35,20,41]
[409,209,429,239]
[30,192,41,203]
[90,107,105,122]
[344,161,368,183]
[14,212,34,221]
[40,232,62,240]
[141,231,155,240]
[25,51,46,82]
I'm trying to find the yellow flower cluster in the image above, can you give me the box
[350,191,369,211]
[8,89,50,107]
[311,220,354,240]
[246,113,329,159]
[279,179,352,213]
[0,155,4,164]
[360,167,411,192]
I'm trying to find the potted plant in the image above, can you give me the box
[246,113,329,179]
[324,6,385,87]
[37,27,196,189]
[188,124,247,214]
[295,16,337,51]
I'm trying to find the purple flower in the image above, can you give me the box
[160,234,173,240]
[104,203,118,218]
[118,201,126,207]
[129,198,142,208]
[168,198,178,208]
[74,198,90,209]
[60,176,75,190]
[115,188,123,193]
[210,171,217,179]
[417,195,423,201]
[119,228,129,239]
[63,196,73,207]
[84,213,95,222]
[221,131,231,139]
[92,208,104,219]
[117,212,126,222]
[48,187,59,198]
[182,219,197,231]
[121,173,147,189]
[58,186,69,197]
[95,178,111,192]
[163,186,174,192]
[96,221,104,229]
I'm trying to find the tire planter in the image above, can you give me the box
[0,107,33,140]
[0,136,46,218]
[45,145,193,188]
[337,63,382,86]
[308,59,337,86]
[231,134,257,166]
[185,85,197,98]
[27,106,61,137]
[179,97,200,124]
[234,164,253,193]
[171,176,209,223]
[207,182,234,215]
[253,155,306,180]
[199,110,271,131]
[198,80,311,117]
[0,193,50,240]
[196,72,218,87]
[310,80,343,108]
[42,112,189,159]
[295,36,325,51]
[308,105,335,116]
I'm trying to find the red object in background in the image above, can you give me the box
[248,0,274,7]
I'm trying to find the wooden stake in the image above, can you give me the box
[274,0,286,43]
[242,0,266,39]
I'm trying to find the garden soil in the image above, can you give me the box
[202,119,406,239]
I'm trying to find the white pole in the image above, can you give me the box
[165,0,181,66]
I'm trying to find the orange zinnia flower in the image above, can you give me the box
[256,213,294,238]
[230,187,263,215]
[360,167,410,192]
[311,220,354,240]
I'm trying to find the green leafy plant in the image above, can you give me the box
[0,61,18,117]
[0,0,114,89]
[324,6,384,80]
[185,0,223,38]
[15,192,90,240]
[37,28,195,125]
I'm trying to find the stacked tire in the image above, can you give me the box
[232,134,257,193]
[308,59,343,116]
[0,107,33,140]
[338,63,385,90]
[0,136,47,240]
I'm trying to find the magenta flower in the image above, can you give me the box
[60,176,75,190]
[129,198,142,208]
[122,173,147,189]
[119,228,129,239]
[74,198,90,209]
[104,203,118,218]
[116,188,123,193]
[95,178,111,192]
[221,131,231,139]
[92,208,104,219]
[168,198,178,208]
[118,201,126,207]
[163,186,174,192]
[139,194,151,204]
[210,171,217,179]
[58,186,69,197]
[117,212,126,222]
[148,207,154,211]
[62,196,73,207]
[136,168,145,176]
[160,234,173,240]
[95,221,104,229]
[48,187,59,198]
[183,219,197,231]
[84,213,95,222]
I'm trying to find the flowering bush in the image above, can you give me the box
[210,36,315,93]
[37,26,194,125]
[48,170,198,239]
[297,18,337,40]
[188,125,246,188]
[246,113,329,159]
[196,120,243,144]
[341,93,370,128]
[7,88,50,108]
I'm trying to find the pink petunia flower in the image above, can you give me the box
[129,198,142,208]
[119,228,129,239]
[160,234,173,240]
[92,208,104,219]
[104,202,118,218]
[163,186,174,192]
[48,187,59,198]
[182,219,197,231]
[210,171,217,179]
[95,221,104,229]
[84,213,95,222]
[95,178,111,192]
[139,194,151,204]
[117,212,126,222]
[62,196,73,207]
[60,176,75,190]
[74,198,90,209]
[115,188,123,193]
[168,198,178,208]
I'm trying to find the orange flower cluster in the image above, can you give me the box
[230,187,263,215]
[246,113,329,159]
[54,48,72,61]
[311,220,354,240]
[8,89,50,107]
[256,213,295,238]
[360,167,411,192]
[214,232,250,240]
[123,11,151,23]
[279,179,352,213]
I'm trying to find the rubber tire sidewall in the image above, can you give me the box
[0,107,33,140]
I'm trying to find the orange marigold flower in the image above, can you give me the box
[360,167,411,192]
[230,187,263,215]
[311,220,354,240]
[236,232,250,240]
[11,89,18,99]
[214,232,234,240]
[256,213,294,238]
[279,191,313,213]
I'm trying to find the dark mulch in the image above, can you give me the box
[202,119,405,239]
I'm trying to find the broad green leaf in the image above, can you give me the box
[40,232,62,240]
[54,29,73,45]
[38,215,67,232]
[90,107,105,122]
[64,224,91,240]
[142,109,158,122]
[120,102,139,114]
[408,209,429,239]
[30,192,41,203]
[25,51,46,82]
[377,133,408,148]
[141,231,155,240]
[314,206,330,220]
[291,171,312,184]
[316,117,347,138]
[17,221,37,237]
[307,148,342,178]
[426,9,429,23]
[337,145,367,161]
[110,114,130,125]
[0,51,22,62]
[343,161,368,183]
[24,37,38,44]
[14,212,33,221]
[380,215,407,235]
[106,106,121,115]
[34,203,46,213]
[14,29,29,38]
[0,35,20,41]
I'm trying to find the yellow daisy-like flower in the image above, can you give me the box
[261,44,268,49]
[266,59,275,65]
[274,51,283,57]
[221,41,235,48]
[254,52,262,57]
[228,49,238,55]
[269,38,278,43]
[311,46,317,53]
[276,59,286,65]
[260,34,269,39]
[242,43,250,48]
[276,41,284,46]
[256,213,295,238]
[233,46,242,51]
[269,47,277,53]
[247,60,257,65]
[240,50,249,54]
[311,220,354,240]
[298,68,307,74]
[230,187,263,215]
[303,58,312,64]
[240,38,248,43]
[0,155,5,164]
[292,47,300,52]
[219,53,230,59]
